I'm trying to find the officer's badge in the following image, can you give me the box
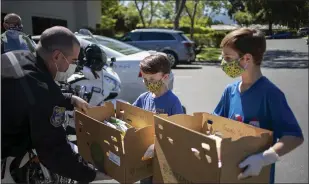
[50,106,66,127]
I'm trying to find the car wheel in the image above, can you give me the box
[164,50,178,68]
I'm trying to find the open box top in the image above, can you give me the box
[153,112,273,183]
[74,101,157,183]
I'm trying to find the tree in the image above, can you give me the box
[227,0,309,34]
[233,10,253,27]
[134,0,146,28]
[100,0,124,30]
[184,0,199,39]
[174,0,187,29]
[158,1,174,21]
[124,2,140,31]
[133,0,161,28]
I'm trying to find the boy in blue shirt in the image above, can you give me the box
[133,53,184,183]
[214,28,304,183]
[133,53,183,116]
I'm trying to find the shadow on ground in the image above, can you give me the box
[262,50,308,68]
[193,49,308,69]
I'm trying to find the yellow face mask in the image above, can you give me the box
[144,79,164,93]
[220,58,246,78]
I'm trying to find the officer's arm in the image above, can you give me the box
[62,93,74,110]
[30,101,96,182]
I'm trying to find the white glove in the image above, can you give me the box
[238,147,279,180]
[142,144,155,161]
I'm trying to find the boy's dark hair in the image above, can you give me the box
[140,54,171,74]
[220,28,266,65]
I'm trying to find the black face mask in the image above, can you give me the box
[7,24,23,32]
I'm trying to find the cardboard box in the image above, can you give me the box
[74,101,156,183]
[153,112,273,183]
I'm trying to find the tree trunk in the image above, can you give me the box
[268,20,273,35]
[134,0,146,28]
[148,1,154,27]
[174,0,186,30]
[190,0,198,39]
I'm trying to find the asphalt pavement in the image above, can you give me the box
[95,38,308,183]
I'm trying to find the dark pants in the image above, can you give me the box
[140,176,153,184]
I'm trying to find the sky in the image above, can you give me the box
[121,0,236,25]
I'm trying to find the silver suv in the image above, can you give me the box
[121,29,195,67]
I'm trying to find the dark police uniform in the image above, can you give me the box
[1,50,96,182]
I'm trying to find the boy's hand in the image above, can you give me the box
[238,147,279,180]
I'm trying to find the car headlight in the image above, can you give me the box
[104,76,121,92]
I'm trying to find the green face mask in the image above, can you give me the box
[144,79,164,93]
[220,58,246,78]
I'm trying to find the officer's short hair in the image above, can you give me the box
[38,26,80,56]
[4,13,22,25]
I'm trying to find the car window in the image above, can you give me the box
[122,32,140,41]
[140,32,176,41]
[178,33,190,41]
[78,37,125,59]
[94,35,142,55]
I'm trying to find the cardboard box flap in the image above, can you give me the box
[155,113,203,133]
[115,101,154,129]
[87,102,115,122]
[154,115,221,183]
[201,113,273,183]
[219,134,273,183]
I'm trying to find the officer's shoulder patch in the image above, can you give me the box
[50,106,66,127]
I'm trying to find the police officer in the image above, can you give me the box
[1,13,36,54]
[1,26,110,182]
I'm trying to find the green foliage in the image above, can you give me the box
[123,2,140,31]
[97,0,231,38]
[188,31,228,48]
[229,0,309,30]
[196,47,222,62]
[101,15,117,30]
[233,11,253,26]
[207,31,227,47]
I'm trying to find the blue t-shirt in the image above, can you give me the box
[213,76,303,183]
[133,90,184,116]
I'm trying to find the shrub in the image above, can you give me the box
[188,31,228,48]
[207,31,227,47]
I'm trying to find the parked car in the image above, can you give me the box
[269,31,293,39]
[31,34,174,103]
[120,28,195,67]
[297,27,309,37]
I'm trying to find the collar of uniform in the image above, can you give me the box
[35,52,51,74]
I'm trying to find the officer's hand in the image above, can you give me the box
[71,95,90,114]
[94,171,112,181]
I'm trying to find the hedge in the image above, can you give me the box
[188,31,228,48]
[136,23,214,34]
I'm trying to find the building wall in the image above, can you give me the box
[86,0,101,29]
[2,0,101,35]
